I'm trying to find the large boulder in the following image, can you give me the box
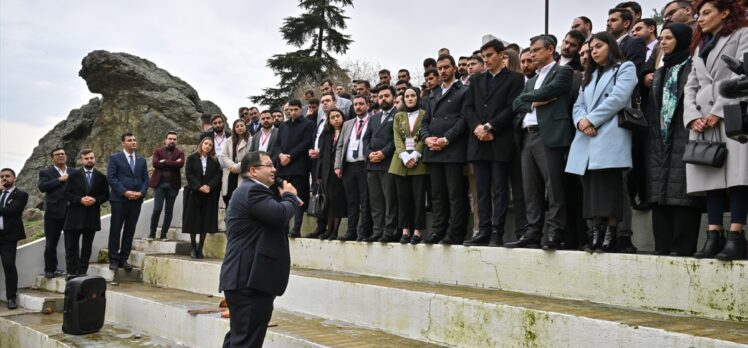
[17,50,223,209]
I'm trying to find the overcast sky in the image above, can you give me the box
[0,0,671,172]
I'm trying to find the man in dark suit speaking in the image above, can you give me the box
[220,151,300,348]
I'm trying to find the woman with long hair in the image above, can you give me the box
[220,119,250,205]
[644,24,704,256]
[316,108,348,240]
[504,49,522,73]
[389,87,429,244]
[685,0,748,261]
[565,32,638,253]
[183,137,222,258]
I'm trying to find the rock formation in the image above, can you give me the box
[17,50,223,209]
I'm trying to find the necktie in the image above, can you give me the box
[129,155,135,173]
[86,171,92,189]
[0,191,7,207]
[353,119,364,159]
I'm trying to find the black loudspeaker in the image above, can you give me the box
[62,275,106,335]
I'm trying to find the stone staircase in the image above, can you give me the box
[1,233,746,347]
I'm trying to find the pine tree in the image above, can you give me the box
[250,0,354,109]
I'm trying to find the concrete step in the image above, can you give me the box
[34,264,142,294]
[164,230,227,259]
[140,254,748,347]
[98,249,147,269]
[16,289,65,313]
[104,282,440,348]
[131,238,191,255]
[0,311,188,347]
[288,238,748,322]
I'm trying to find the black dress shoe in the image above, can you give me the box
[653,250,670,256]
[439,236,459,245]
[378,234,398,243]
[326,232,339,241]
[488,230,503,247]
[410,234,422,245]
[399,234,411,244]
[504,236,541,249]
[288,231,301,238]
[338,234,356,242]
[715,230,747,261]
[108,264,118,271]
[356,234,368,242]
[307,230,324,239]
[44,272,54,279]
[7,298,17,310]
[54,270,66,277]
[694,230,725,259]
[542,236,562,251]
[463,231,491,246]
[426,233,444,244]
[120,262,134,271]
[614,235,638,254]
[366,234,383,243]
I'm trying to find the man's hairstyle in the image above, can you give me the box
[370,85,380,95]
[200,113,212,123]
[636,18,659,37]
[437,54,456,67]
[240,151,270,177]
[472,49,481,56]
[520,47,532,56]
[530,35,556,50]
[566,30,586,45]
[79,148,94,157]
[353,95,370,104]
[578,16,593,30]
[458,56,469,61]
[424,67,439,78]
[616,1,642,15]
[49,146,65,157]
[397,68,410,76]
[377,85,396,96]
[210,114,224,123]
[378,69,391,76]
[304,90,315,97]
[663,0,693,11]
[609,8,634,28]
[270,109,282,115]
[422,57,437,68]
[439,47,450,53]
[321,92,336,101]
[480,39,506,54]
[287,99,303,108]
[395,80,412,87]
[320,79,334,87]
[506,43,521,52]
[356,80,371,89]
[166,131,178,138]
[248,106,259,112]
[0,168,16,177]
[121,132,134,141]
[260,109,272,115]
[238,106,249,113]
[468,54,484,64]
[307,97,320,106]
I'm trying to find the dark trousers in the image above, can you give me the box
[706,186,748,225]
[222,288,276,348]
[311,161,326,233]
[651,205,702,255]
[150,182,179,237]
[0,239,18,300]
[368,171,397,237]
[43,217,65,273]
[108,200,142,266]
[521,133,567,239]
[64,229,96,275]
[627,142,648,206]
[563,172,587,249]
[285,175,310,233]
[342,162,371,237]
[429,163,467,240]
[472,160,508,235]
[395,175,427,230]
[509,152,528,238]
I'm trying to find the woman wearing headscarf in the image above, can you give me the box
[389,87,429,244]
[644,24,704,256]
[684,0,748,261]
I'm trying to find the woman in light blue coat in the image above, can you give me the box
[566,32,637,253]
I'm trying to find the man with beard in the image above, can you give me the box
[271,110,284,128]
[520,48,537,81]
[148,131,184,240]
[355,80,371,98]
[458,56,471,85]
[304,98,320,123]
[421,68,440,100]
[201,115,232,159]
[558,30,585,71]
[38,147,77,278]
[397,69,411,83]
[0,168,28,309]
[63,149,109,279]
[662,0,697,28]
[570,16,593,41]
[607,8,647,74]
[244,107,261,136]
[395,80,411,96]
[362,86,398,242]
[249,110,279,154]
[632,18,659,62]
[378,69,392,86]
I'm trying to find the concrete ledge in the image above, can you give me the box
[289,239,748,322]
[131,239,191,255]
[0,315,70,348]
[16,290,64,313]
[34,264,142,294]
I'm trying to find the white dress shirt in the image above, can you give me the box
[345,115,369,162]
[523,61,556,128]
[213,132,227,157]
[0,187,16,230]
[258,128,272,152]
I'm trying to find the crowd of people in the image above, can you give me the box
[0,0,747,314]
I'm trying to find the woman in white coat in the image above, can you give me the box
[684,0,748,261]
[220,119,250,205]
[566,32,638,253]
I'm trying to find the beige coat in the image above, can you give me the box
[219,136,249,196]
[683,27,748,194]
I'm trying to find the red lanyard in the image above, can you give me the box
[354,116,369,139]
[260,131,271,146]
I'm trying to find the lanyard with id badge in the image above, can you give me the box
[403,117,418,152]
[351,117,369,153]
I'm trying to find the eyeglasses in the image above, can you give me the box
[53,153,66,157]
[253,163,274,168]
[664,7,687,19]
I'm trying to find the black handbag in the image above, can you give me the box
[610,66,648,131]
[307,184,326,216]
[682,130,728,168]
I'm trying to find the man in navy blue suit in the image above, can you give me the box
[107,132,149,270]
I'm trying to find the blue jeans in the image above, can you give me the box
[150,182,179,237]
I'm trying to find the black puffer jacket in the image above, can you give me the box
[644,59,703,208]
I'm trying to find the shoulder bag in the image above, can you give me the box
[683,129,728,168]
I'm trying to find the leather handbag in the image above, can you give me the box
[611,66,648,131]
[306,184,326,216]
[682,130,728,168]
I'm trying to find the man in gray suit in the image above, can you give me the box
[248,110,278,155]
[334,95,373,241]
[509,35,574,250]
[220,151,299,347]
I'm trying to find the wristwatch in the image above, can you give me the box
[440,137,449,145]
[483,123,492,132]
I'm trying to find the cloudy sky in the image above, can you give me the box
[0,0,671,172]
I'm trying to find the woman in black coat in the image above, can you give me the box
[316,109,348,240]
[644,23,703,256]
[183,137,222,258]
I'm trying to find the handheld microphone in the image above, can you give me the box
[275,178,304,206]
[719,77,748,99]
[721,54,745,75]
